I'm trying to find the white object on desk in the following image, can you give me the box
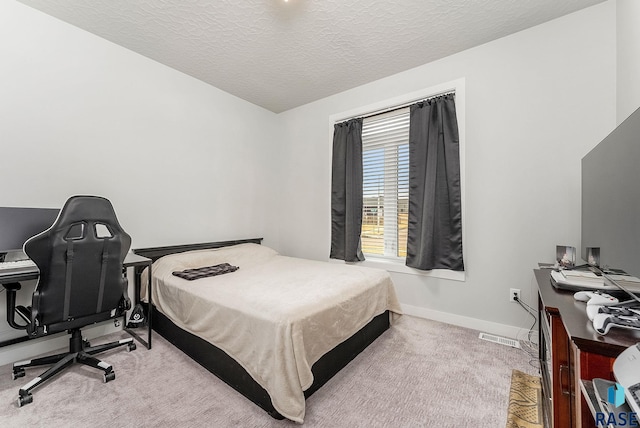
[0,259,36,271]
[551,270,612,290]
[614,344,640,416]
[574,290,619,306]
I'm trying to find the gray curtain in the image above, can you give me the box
[330,118,365,262]
[406,95,464,271]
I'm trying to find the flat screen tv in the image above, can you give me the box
[581,106,640,278]
[0,207,59,257]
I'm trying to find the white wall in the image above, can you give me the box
[0,1,281,250]
[617,0,640,122]
[0,1,281,363]
[276,2,617,336]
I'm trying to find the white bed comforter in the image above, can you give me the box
[141,243,402,422]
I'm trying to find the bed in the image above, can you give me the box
[133,238,402,423]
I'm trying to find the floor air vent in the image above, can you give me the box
[478,332,520,348]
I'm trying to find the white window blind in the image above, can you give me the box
[361,108,409,258]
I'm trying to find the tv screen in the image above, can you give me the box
[581,107,640,278]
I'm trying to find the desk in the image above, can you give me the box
[536,269,640,427]
[0,253,153,350]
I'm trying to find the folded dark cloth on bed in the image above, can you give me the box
[172,263,239,281]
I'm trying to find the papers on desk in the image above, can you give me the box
[551,270,608,291]
[550,269,640,293]
[562,269,605,285]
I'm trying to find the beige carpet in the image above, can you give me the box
[505,370,544,428]
[0,315,537,427]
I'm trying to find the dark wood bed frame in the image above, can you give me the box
[132,238,390,419]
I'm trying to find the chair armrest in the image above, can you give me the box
[1,282,22,292]
[2,282,28,330]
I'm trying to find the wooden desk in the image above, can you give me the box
[536,269,640,427]
[0,253,152,349]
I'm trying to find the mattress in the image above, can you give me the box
[141,243,402,422]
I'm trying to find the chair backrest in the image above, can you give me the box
[24,196,131,334]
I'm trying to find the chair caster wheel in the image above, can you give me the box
[12,369,25,380]
[18,394,33,407]
[127,343,136,352]
[104,371,116,383]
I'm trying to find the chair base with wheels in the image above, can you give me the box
[12,328,136,407]
[4,196,137,407]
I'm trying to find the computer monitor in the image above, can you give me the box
[0,207,59,260]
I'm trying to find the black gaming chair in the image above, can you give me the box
[5,195,136,407]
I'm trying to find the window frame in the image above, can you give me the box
[329,79,466,281]
[361,109,409,261]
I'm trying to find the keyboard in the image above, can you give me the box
[0,259,37,272]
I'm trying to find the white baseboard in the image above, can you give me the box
[0,321,123,367]
[401,304,538,344]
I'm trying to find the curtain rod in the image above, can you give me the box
[344,90,455,123]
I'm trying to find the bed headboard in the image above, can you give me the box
[132,237,263,263]
[131,238,263,297]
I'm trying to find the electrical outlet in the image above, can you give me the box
[510,288,521,303]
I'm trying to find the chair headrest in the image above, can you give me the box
[53,196,124,229]
[24,195,130,255]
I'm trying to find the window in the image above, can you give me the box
[361,108,409,259]
[330,78,465,279]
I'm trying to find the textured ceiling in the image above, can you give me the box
[18,0,606,113]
